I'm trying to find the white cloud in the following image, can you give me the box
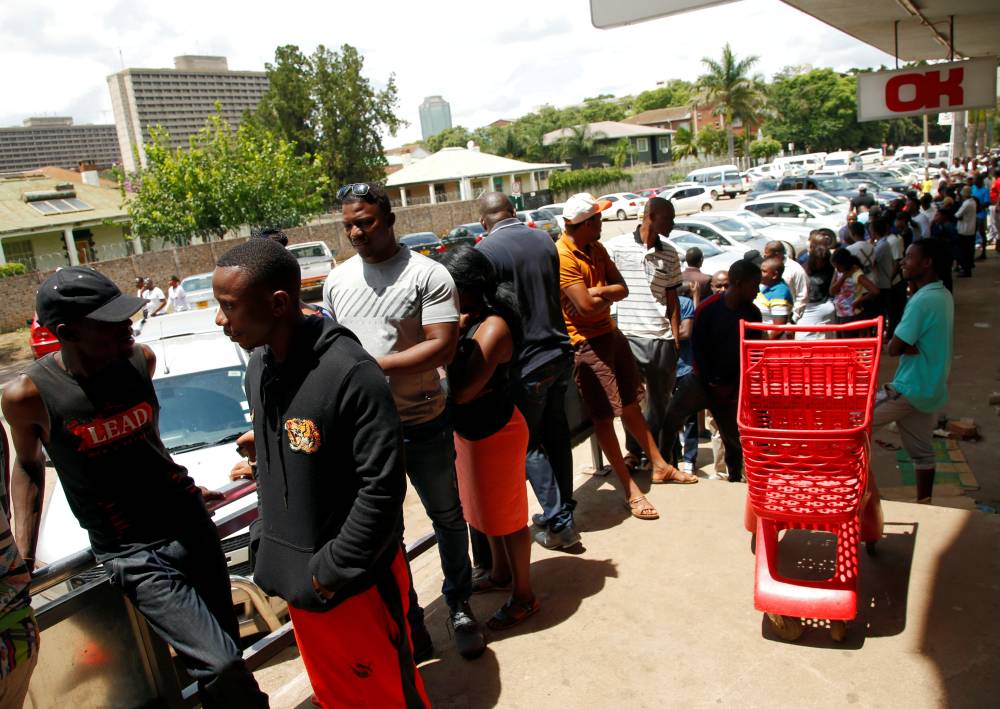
[0,0,895,141]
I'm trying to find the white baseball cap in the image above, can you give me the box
[562,193,613,225]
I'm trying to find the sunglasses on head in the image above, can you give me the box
[337,183,377,202]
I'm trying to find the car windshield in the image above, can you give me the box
[799,198,828,213]
[621,193,641,200]
[181,276,213,292]
[825,159,847,166]
[753,180,777,191]
[671,235,722,258]
[155,366,250,453]
[710,218,756,241]
[815,177,853,191]
[530,211,551,221]
[456,223,484,234]
[401,234,438,246]
[289,244,328,260]
[736,212,771,229]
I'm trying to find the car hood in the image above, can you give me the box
[35,443,251,565]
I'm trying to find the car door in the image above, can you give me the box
[770,201,803,226]
[670,188,693,214]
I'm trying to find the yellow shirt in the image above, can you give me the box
[556,234,615,345]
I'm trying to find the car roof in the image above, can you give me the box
[146,331,246,379]
[135,308,220,343]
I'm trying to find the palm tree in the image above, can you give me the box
[671,127,698,160]
[696,43,765,162]
[558,125,606,166]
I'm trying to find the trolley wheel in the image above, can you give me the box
[766,613,803,642]
[865,540,878,556]
[830,620,848,643]
[750,533,757,555]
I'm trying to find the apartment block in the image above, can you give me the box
[108,55,269,172]
[0,117,121,173]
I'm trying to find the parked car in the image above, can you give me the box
[665,230,743,274]
[777,174,856,201]
[180,272,216,310]
[843,170,908,193]
[742,194,843,232]
[539,203,566,231]
[636,188,660,200]
[841,176,906,204]
[673,213,795,259]
[399,232,446,257]
[35,309,253,565]
[856,148,884,167]
[683,164,745,199]
[657,185,714,215]
[516,209,561,239]
[443,222,486,249]
[287,241,336,295]
[747,178,780,201]
[820,151,854,174]
[29,314,60,359]
[770,189,850,220]
[725,210,811,257]
[597,193,647,221]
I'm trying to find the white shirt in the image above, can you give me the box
[604,231,683,340]
[956,198,977,236]
[913,209,932,240]
[142,287,165,315]
[168,284,189,312]
[781,257,808,323]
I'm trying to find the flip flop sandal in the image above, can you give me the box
[625,495,660,520]
[471,574,512,594]
[651,470,698,484]
[486,598,540,631]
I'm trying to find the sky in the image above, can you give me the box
[0,0,897,148]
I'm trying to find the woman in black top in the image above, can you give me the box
[440,247,538,631]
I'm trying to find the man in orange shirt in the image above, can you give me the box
[556,194,688,521]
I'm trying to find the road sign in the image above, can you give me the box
[856,57,998,122]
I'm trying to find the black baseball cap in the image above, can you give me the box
[36,267,147,331]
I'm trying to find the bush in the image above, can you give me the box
[749,137,782,161]
[549,167,629,193]
[0,263,26,279]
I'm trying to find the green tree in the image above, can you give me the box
[422,126,474,152]
[765,68,885,152]
[671,127,698,159]
[749,137,782,161]
[632,80,694,113]
[557,125,607,165]
[695,126,727,157]
[127,114,326,245]
[696,43,765,161]
[250,44,401,201]
[610,138,634,168]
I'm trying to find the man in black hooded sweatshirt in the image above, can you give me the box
[213,238,428,708]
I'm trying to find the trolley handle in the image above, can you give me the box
[741,318,884,337]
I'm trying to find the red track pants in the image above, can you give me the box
[288,548,430,708]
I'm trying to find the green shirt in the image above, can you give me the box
[891,281,953,412]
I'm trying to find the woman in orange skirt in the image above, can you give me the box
[440,246,538,631]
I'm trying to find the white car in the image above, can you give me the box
[35,309,253,565]
[821,151,854,174]
[180,272,216,310]
[674,213,796,259]
[540,203,566,231]
[742,194,844,232]
[726,210,812,257]
[664,230,743,275]
[599,193,647,221]
[657,185,714,215]
[767,189,850,219]
[289,241,336,294]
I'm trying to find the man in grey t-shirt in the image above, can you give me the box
[323,183,485,660]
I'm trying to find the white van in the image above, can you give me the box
[683,164,744,199]
[822,151,855,174]
[857,148,884,167]
[772,154,823,175]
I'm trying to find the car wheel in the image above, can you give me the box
[710,190,718,200]
[701,203,712,212]
[616,209,627,221]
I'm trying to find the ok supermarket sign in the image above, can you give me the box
[856,57,998,122]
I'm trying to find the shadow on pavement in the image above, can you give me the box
[759,521,917,649]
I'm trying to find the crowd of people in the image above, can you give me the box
[0,149,984,705]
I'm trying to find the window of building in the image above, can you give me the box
[2,239,36,271]
[27,198,91,215]
[636,138,649,153]
[657,137,670,154]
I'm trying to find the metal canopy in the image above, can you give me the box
[777,1,999,61]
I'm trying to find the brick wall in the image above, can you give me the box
[0,200,480,333]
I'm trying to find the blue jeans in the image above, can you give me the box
[402,412,471,614]
[514,354,575,531]
[681,413,699,466]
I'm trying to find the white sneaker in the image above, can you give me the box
[679,462,694,474]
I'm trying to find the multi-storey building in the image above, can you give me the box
[108,55,269,172]
[0,117,121,173]
[419,96,453,140]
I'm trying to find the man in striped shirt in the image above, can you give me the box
[605,198,696,483]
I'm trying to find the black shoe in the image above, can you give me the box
[410,621,434,663]
[533,524,581,549]
[532,513,549,528]
[449,602,486,660]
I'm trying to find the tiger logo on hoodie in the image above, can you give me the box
[284,418,321,454]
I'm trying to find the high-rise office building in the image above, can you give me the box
[0,117,121,173]
[108,56,269,172]
[419,96,453,141]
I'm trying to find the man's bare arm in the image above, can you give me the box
[376,322,458,375]
[1,376,49,568]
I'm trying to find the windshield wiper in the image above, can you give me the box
[169,432,244,454]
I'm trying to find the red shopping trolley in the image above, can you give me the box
[738,318,885,642]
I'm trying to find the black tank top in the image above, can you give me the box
[450,312,515,441]
[26,347,206,560]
